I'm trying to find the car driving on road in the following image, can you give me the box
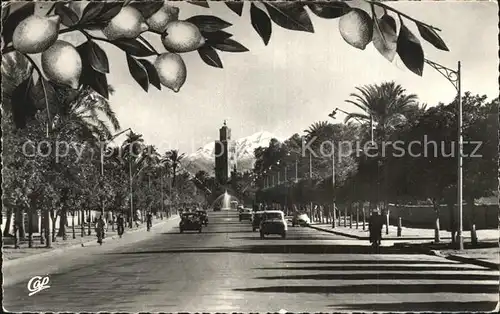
[179,213,202,233]
[260,210,287,239]
[292,212,311,227]
[239,208,253,221]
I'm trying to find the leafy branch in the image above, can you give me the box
[23,54,51,136]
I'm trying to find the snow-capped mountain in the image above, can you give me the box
[182,131,282,175]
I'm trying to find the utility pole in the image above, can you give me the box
[457,61,464,250]
[309,153,313,220]
[161,169,164,218]
[332,152,336,228]
[129,159,133,228]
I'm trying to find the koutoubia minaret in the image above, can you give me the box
[215,120,231,184]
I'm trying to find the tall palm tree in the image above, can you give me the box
[165,149,185,187]
[344,81,418,139]
[52,86,120,142]
[121,131,144,226]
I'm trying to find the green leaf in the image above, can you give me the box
[397,23,424,76]
[123,0,134,7]
[372,14,398,62]
[416,23,449,51]
[213,38,249,53]
[80,1,105,24]
[186,15,232,32]
[2,3,35,45]
[112,39,157,57]
[188,1,210,8]
[225,2,244,16]
[137,59,161,90]
[198,46,223,68]
[11,77,36,129]
[96,2,123,23]
[129,0,164,19]
[1,4,10,26]
[126,55,149,92]
[202,30,233,45]
[88,41,110,74]
[30,76,57,112]
[307,1,351,19]
[251,3,272,46]
[264,2,314,33]
[54,3,79,27]
[77,43,109,98]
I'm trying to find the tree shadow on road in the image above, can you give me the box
[332,301,498,312]
[234,283,498,294]
[255,272,498,281]
[282,259,457,264]
[256,265,483,271]
[103,244,444,255]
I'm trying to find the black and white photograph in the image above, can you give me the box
[1,0,499,312]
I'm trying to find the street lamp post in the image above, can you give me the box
[425,59,463,250]
[329,107,374,144]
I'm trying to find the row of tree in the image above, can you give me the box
[2,52,205,248]
[252,82,497,230]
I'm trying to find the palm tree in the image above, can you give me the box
[344,81,418,140]
[165,149,185,187]
[121,131,144,226]
[52,86,120,142]
[345,82,418,215]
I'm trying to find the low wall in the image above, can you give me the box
[387,203,498,230]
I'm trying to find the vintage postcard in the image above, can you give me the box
[2,0,499,312]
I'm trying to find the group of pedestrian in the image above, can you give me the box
[94,210,154,244]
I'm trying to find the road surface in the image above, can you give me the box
[4,210,499,312]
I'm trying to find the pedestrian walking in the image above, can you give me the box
[368,208,384,253]
[146,212,153,231]
[117,213,125,238]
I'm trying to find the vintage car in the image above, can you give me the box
[292,212,311,227]
[195,210,208,226]
[260,210,288,239]
[251,211,265,231]
[239,208,253,222]
[179,213,202,233]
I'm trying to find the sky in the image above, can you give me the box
[52,1,499,154]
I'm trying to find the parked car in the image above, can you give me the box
[260,210,288,239]
[179,213,202,233]
[195,210,208,226]
[252,211,265,231]
[292,212,311,227]
[239,208,253,221]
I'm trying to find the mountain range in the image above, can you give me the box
[181,131,281,176]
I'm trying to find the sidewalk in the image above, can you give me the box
[2,215,178,264]
[308,222,498,242]
[308,221,499,270]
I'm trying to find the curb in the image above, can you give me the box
[431,250,499,270]
[308,225,458,241]
[308,224,367,240]
[3,216,179,268]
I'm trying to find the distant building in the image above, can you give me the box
[214,121,235,184]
